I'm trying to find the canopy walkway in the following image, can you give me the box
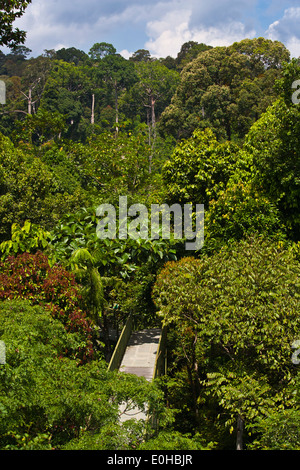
[107,314,167,422]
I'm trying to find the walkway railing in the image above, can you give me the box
[152,325,167,380]
[107,315,167,377]
[107,314,133,372]
[107,315,167,426]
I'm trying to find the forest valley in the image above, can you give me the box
[1,34,300,451]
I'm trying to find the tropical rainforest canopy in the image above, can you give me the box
[1,12,300,450]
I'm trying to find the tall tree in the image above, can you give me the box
[159,38,290,141]
[129,49,153,62]
[175,41,212,70]
[96,54,137,134]
[0,45,31,76]
[88,42,116,61]
[56,47,89,65]
[239,99,300,238]
[153,236,300,449]
[133,61,179,129]
[20,55,52,114]
[129,61,179,170]
[41,59,92,138]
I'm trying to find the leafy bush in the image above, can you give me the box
[0,133,88,242]
[0,300,169,450]
[63,422,146,450]
[162,128,239,207]
[0,300,102,449]
[0,251,94,362]
[0,220,51,261]
[138,431,213,450]
[250,409,300,450]
[203,181,286,253]
[240,97,300,238]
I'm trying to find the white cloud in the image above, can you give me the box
[11,0,166,56]
[3,0,299,60]
[119,49,133,59]
[145,8,256,58]
[145,9,192,57]
[266,7,300,57]
[54,43,69,51]
[284,37,300,58]
[11,0,259,58]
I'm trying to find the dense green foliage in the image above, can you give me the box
[0,251,95,362]
[1,33,300,450]
[0,300,169,450]
[159,38,290,141]
[153,236,300,447]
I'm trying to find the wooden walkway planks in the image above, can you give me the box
[118,328,161,422]
[119,328,161,381]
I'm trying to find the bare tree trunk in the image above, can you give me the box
[21,78,41,115]
[28,86,32,115]
[236,415,244,450]
[114,81,119,135]
[151,95,156,129]
[148,95,157,174]
[91,93,95,124]
[146,108,151,145]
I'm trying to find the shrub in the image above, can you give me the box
[0,251,94,362]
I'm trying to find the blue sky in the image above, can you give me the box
[4,0,300,58]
